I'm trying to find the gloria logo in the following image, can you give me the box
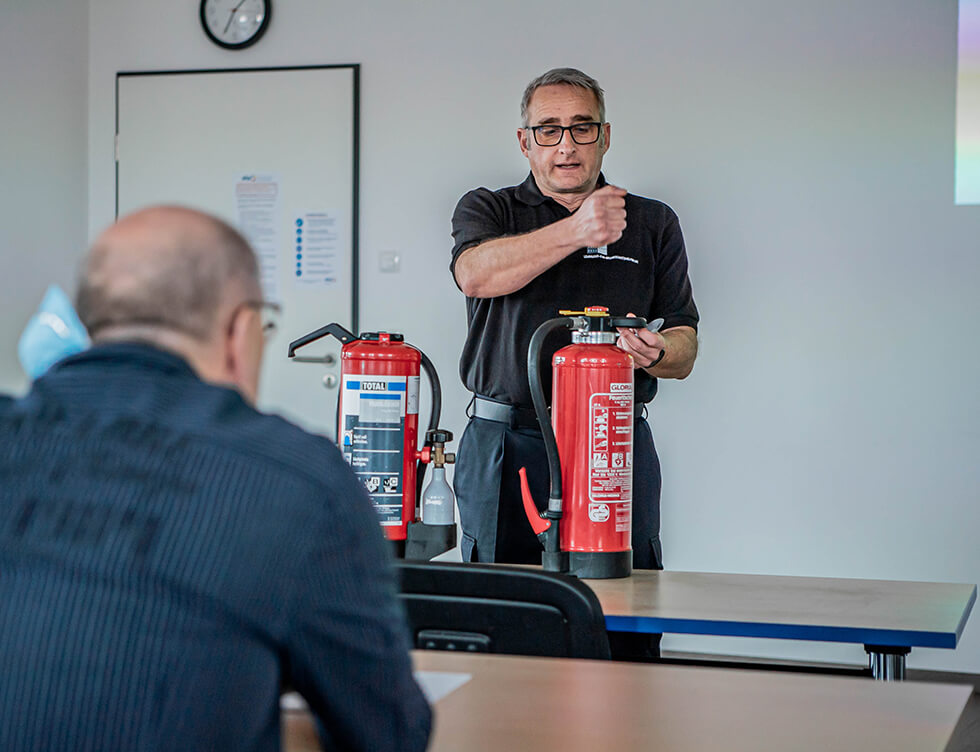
[589,504,610,523]
[240,174,257,182]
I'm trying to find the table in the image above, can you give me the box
[586,570,977,679]
[282,650,973,751]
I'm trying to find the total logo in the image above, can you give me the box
[360,381,388,391]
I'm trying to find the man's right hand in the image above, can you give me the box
[453,184,629,299]
[571,185,627,248]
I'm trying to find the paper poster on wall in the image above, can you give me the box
[235,173,281,301]
[292,210,342,287]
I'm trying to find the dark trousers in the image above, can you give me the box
[454,415,664,570]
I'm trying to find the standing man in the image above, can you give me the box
[451,68,699,571]
[0,207,430,751]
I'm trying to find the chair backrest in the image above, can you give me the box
[395,561,611,660]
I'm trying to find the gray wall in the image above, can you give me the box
[30,0,979,673]
[1,0,88,394]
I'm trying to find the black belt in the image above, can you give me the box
[471,395,646,429]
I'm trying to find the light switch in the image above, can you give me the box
[379,250,401,273]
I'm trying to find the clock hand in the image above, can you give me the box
[223,0,249,34]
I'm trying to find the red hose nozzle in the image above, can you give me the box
[518,467,550,536]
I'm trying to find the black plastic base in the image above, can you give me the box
[403,521,457,561]
[568,550,632,579]
[541,550,569,573]
[391,538,406,559]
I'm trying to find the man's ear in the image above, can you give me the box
[224,305,253,393]
[517,127,531,158]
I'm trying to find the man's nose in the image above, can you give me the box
[557,128,577,151]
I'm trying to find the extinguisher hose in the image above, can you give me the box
[527,317,578,509]
[418,349,441,432]
[411,345,442,508]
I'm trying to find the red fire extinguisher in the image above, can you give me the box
[520,306,647,579]
[287,323,456,560]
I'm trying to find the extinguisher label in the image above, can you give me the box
[407,376,420,415]
[588,390,633,531]
[340,375,409,526]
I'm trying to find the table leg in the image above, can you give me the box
[864,645,910,681]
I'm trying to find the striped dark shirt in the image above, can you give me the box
[0,343,431,751]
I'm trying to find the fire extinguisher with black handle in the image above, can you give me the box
[520,307,647,579]
[287,323,456,560]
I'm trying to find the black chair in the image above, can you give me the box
[395,561,611,660]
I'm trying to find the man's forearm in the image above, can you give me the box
[453,218,581,298]
[645,326,698,380]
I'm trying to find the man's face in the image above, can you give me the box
[517,84,610,200]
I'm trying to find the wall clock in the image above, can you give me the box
[200,0,271,50]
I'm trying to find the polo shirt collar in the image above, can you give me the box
[53,341,198,379]
[514,172,609,207]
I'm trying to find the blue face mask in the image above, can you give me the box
[18,285,91,379]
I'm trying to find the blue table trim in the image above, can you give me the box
[604,615,961,649]
[955,585,978,642]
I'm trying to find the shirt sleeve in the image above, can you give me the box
[651,206,699,332]
[283,457,431,752]
[450,187,508,284]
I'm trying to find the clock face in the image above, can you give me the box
[200,0,271,49]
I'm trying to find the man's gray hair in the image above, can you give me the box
[520,67,606,126]
[76,208,260,342]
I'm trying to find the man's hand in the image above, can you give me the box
[616,313,665,369]
[453,184,629,299]
[571,185,627,248]
[616,314,698,379]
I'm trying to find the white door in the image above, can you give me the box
[116,66,358,438]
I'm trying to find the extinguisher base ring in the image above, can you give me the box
[568,550,632,580]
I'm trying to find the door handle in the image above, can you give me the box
[291,354,337,366]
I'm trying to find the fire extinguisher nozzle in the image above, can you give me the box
[518,467,551,537]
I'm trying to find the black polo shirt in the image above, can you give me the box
[451,172,699,407]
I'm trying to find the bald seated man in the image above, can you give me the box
[0,207,431,752]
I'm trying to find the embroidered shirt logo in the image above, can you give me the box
[583,245,639,264]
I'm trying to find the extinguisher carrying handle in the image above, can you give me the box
[608,316,647,329]
[287,322,358,358]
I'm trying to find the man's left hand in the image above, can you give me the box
[616,313,665,369]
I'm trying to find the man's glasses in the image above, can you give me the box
[527,122,603,147]
[239,300,282,341]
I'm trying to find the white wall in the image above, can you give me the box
[83,0,980,672]
[0,0,88,394]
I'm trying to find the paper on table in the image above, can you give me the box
[414,670,471,703]
[279,671,470,711]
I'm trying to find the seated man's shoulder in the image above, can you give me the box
[206,400,341,483]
